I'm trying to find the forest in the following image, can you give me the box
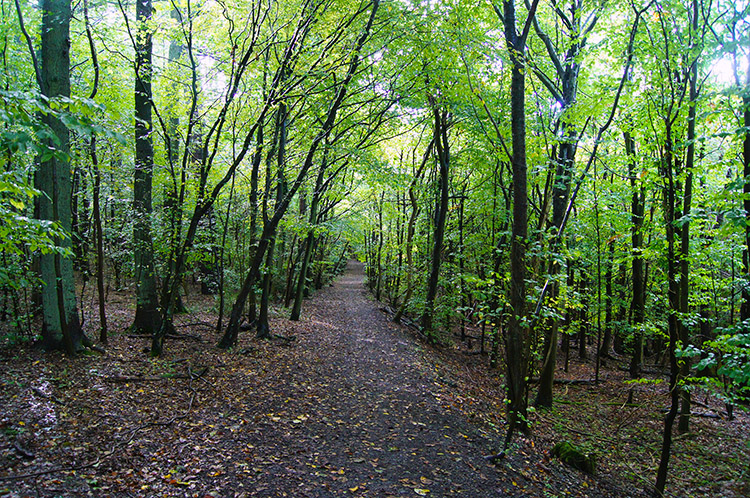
[1,0,750,496]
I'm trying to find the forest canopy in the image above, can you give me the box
[1,0,750,496]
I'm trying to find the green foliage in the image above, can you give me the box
[692,322,750,405]
[0,91,73,280]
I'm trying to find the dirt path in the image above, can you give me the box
[2,261,621,497]
[213,260,524,497]
[4,261,745,497]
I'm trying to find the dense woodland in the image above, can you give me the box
[1,0,750,495]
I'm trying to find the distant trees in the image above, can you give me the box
[2,0,750,494]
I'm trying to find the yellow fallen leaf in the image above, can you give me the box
[349,486,359,492]
[414,489,429,496]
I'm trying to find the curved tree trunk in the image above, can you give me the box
[421,103,450,338]
[219,0,380,349]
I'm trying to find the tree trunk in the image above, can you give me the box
[256,236,276,339]
[291,149,329,320]
[132,0,162,338]
[600,239,614,357]
[677,0,700,436]
[375,195,384,301]
[627,130,645,378]
[740,63,750,321]
[37,0,85,354]
[83,0,106,344]
[421,105,450,338]
[500,0,537,439]
[578,273,588,360]
[393,141,432,323]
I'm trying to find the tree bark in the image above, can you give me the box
[421,104,450,338]
[37,0,85,354]
[600,239,614,357]
[626,129,645,378]
[393,141,432,324]
[291,148,330,321]
[132,0,162,338]
[499,0,539,439]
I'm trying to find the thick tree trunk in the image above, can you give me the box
[37,0,85,354]
[132,0,162,338]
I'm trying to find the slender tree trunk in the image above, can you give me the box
[740,74,750,320]
[600,239,614,357]
[535,141,575,403]
[655,133,680,495]
[291,149,329,320]
[498,0,538,442]
[83,0,106,344]
[375,195,384,301]
[216,174,235,332]
[627,130,645,378]
[256,236,276,339]
[579,273,588,360]
[91,137,107,344]
[393,141,432,323]
[421,104,450,339]
[246,123,264,327]
[257,100,287,339]
[677,33,697,434]
[458,191,466,341]
[654,71,686,489]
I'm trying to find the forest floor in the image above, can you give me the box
[1,261,749,497]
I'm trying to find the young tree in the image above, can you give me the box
[489,0,540,452]
[421,98,451,338]
[532,0,605,408]
[219,0,381,349]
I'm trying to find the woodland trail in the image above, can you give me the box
[0,260,637,497]
[227,260,525,497]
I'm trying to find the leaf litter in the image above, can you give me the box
[0,261,748,497]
